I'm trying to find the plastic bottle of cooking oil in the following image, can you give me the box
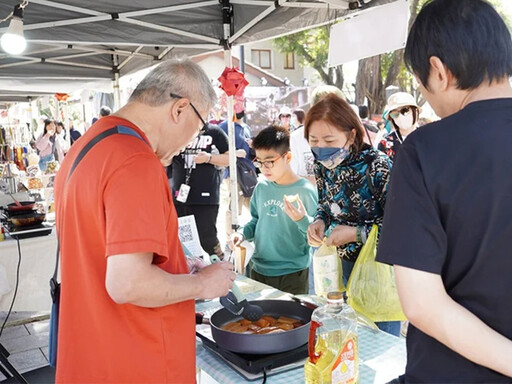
[304,291,358,384]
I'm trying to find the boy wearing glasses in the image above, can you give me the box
[378,92,420,160]
[232,126,318,294]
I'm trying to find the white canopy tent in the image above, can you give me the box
[0,0,400,231]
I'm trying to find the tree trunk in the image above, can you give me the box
[385,49,403,88]
[334,65,344,91]
[355,55,386,115]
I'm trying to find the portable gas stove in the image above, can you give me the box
[1,208,53,240]
[196,322,308,381]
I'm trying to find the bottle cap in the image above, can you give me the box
[326,291,343,301]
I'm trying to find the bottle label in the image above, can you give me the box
[331,338,356,384]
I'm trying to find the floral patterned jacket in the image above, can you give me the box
[314,144,393,261]
[377,130,402,161]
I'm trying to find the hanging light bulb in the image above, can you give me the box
[1,4,27,55]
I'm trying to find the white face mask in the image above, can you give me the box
[393,112,414,131]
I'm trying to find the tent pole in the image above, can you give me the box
[113,54,121,111]
[222,0,239,243]
[224,48,239,239]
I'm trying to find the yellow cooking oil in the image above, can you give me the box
[305,291,358,384]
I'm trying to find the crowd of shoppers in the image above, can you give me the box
[50,0,512,382]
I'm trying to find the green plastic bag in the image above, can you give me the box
[313,238,345,297]
[346,225,406,322]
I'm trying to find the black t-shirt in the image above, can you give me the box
[170,125,229,205]
[377,98,512,383]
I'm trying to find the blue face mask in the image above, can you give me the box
[311,146,350,169]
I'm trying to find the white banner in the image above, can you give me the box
[328,0,410,66]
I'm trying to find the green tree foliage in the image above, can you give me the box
[274,26,344,90]
[356,0,512,115]
[354,0,425,115]
[273,0,511,115]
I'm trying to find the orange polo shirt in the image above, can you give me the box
[54,116,195,383]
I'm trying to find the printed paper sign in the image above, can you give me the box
[178,215,203,257]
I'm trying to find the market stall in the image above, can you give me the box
[195,275,406,384]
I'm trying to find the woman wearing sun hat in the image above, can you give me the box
[378,92,421,160]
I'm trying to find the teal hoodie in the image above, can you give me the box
[242,178,318,276]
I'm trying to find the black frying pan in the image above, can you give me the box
[9,212,46,227]
[6,201,35,213]
[206,300,313,354]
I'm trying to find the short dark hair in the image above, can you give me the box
[235,110,245,120]
[358,105,369,119]
[293,109,305,125]
[405,0,512,90]
[99,106,112,117]
[252,125,290,154]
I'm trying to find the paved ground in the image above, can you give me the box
[0,311,50,381]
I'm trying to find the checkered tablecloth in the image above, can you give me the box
[195,276,406,384]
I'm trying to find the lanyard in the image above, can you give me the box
[183,147,198,186]
[395,130,404,144]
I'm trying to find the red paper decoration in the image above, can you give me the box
[218,67,248,97]
[54,93,69,102]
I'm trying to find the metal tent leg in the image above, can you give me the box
[0,343,28,384]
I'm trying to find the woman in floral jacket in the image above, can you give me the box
[305,94,398,335]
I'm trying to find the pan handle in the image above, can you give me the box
[195,313,209,325]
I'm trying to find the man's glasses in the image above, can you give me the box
[170,92,208,135]
[389,106,412,120]
[253,152,287,169]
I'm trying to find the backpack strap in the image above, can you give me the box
[52,125,148,288]
[67,125,146,181]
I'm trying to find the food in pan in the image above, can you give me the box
[221,315,304,334]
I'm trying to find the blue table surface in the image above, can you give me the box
[195,275,406,384]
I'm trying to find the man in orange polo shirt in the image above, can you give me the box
[54,59,236,383]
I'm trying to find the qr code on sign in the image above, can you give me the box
[179,224,194,243]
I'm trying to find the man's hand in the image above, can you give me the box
[196,262,236,299]
[236,149,247,158]
[283,196,306,222]
[326,225,357,247]
[194,151,211,164]
[307,219,325,247]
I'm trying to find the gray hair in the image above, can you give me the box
[129,58,217,111]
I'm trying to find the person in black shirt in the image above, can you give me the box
[68,119,82,145]
[377,0,512,382]
[170,124,229,258]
